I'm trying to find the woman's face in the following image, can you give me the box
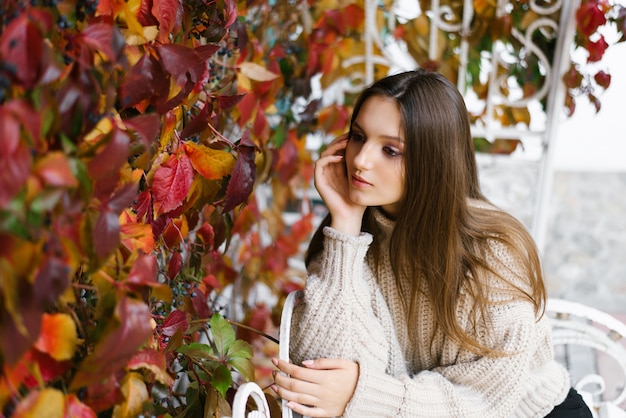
[345,95,405,217]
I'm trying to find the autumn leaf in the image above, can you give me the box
[34,152,78,188]
[70,297,152,390]
[87,127,131,181]
[123,113,161,151]
[0,13,47,90]
[127,349,174,386]
[160,309,188,336]
[34,313,80,361]
[223,132,257,212]
[152,151,194,216]
[239,62,280,82]
[152,0,183,41]
[81,21,126,63]
[183,141,235,180]
[125,254,158,288]
[112,372,149,418]
[11,388,65,418]
[67,394,98,418]
[120,221,155,254]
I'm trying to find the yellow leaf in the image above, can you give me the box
[239,62,280,82]
[183,142,235,180]
[12,388,64,418]
[34,313,80,361]
[121,25,159,45]
[112,372,149,418]
[84,117,114,143]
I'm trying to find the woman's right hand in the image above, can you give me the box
[314,134,366,236]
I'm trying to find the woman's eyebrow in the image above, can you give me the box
[352,121,404,143]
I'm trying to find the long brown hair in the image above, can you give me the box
[306,69,545,356]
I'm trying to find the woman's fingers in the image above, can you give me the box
[319,133,349,158]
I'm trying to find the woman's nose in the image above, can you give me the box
[352,144,375,170]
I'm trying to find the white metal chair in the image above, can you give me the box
[279,290,305,418]
[230,381,272,418]
[546,298,626,418]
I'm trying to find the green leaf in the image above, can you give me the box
[210,313,235,357]
[228,357,255,382]
[176,342,219,361]
[226,339,253,360]
[211,364,232,399]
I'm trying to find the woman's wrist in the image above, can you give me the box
[329,217,362,237]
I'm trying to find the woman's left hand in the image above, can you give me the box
[271,357,359,417]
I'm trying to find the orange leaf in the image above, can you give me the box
[120,222,155,254]
[34,152,78,188]
[34,313,79,361]
[183,142,235,180]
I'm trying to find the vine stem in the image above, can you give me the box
[188,318,279,344]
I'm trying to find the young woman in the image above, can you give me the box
[270,70,591,417]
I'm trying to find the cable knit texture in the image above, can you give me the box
[290,206,570,417]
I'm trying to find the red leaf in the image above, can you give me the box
[134,190,153,221]
[82,376,124,413]
[136,0,159,26]
[586,36,609,62]
[180,101,211,140]
[223,133,257,212]
[0,14,44,89]
[93,210,120,260]
[152,0,183,40]
[275,137,299,183]
[126,254,158,286]
[81,21,125,63]
[167,251,183,280]
[594,70,611,89]
[119,53,168,109]
[87,127,131,180]
[0,135,31,208]
[238,304,270,343]
[223,0,238,28]
[29,349,72,384]
[34,152,78,188]
[67,394,98,418]
[343,4,364,29]
[194,44,221,61]
[576,2,607,37]
[156,44,202,77]
[107,182,139,213]
[237,91,257,126]
[216,93,246,110]
[160,310,188,336]
[124,114,161,151]
[190,289,211,319]
[70,297,152,390]
[202,274,222,291]
[152,151,194,215]
[127,349,174,385]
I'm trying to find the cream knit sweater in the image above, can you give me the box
[290,209,570,417]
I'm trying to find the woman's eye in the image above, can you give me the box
[383,146,401,157]
[349,132,365,142]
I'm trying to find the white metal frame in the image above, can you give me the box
[547,298,626,417]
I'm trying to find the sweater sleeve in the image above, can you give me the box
[289,227,405,375]
[343,300,570,417]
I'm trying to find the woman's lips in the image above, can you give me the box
[351,174,372,187]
